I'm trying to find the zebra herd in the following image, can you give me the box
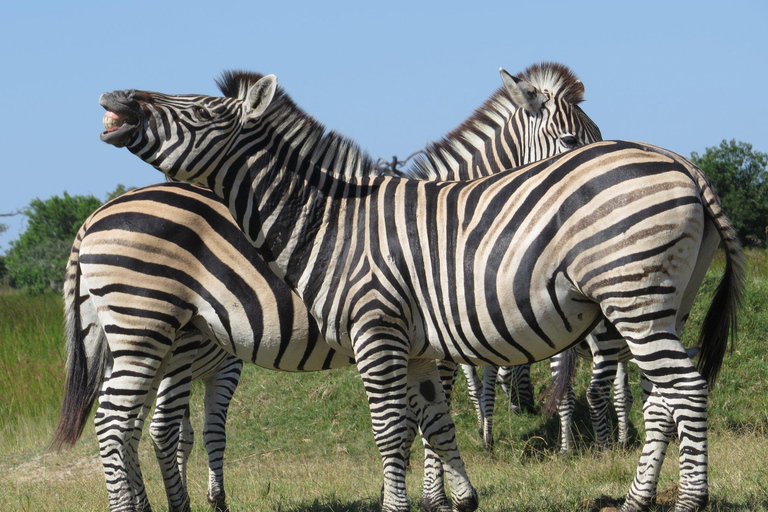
[51,62,742,512]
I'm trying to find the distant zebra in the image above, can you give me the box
[99,70,742,512]
[56,63,602,512]
[468,334,635,453]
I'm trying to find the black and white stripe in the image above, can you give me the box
[56,63,602,512]
[98,71,742,512]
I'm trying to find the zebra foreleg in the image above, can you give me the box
[353,339,413,512]
[201,356,242,512]
[416,360,460,511]
[407,359,477,512]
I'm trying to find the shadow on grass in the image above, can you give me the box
[506,395,644,461]
[278,496,381,512]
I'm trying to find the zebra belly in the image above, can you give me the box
[417,283,602,366]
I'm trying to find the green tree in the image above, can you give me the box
[691,140,768,247]
[5,193,102,292]
[105,184,135,202]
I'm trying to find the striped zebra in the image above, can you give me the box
[56,63,602,512]
[98,71,743,512]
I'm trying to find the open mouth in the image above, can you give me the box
[99,91,142,147]
[102,110,132,134]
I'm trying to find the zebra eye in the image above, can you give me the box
[194,105,210,121]
[561,135,579,149]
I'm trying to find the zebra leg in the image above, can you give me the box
[480,366,498,449]
[408,359,477,512]
[613,360,633,447]
[355,344,412,512]
[583,323,628,449]
[619,342,709,512]
[127,397,155,512]
[499,364,534,414]
[176,408,193,492]
[96,350,173,512]
[460,364,484,438]
[100,359,153,512]
[202,356,242,512]
[549,354,576,454]
[620,386,675,511]
[417,360,459,511]
[149,334,202,512]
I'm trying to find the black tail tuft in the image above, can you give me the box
[50,251,107,450]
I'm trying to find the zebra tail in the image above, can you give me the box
[50,228,109,450]
[690,160,745,387]
[542,347,576,417]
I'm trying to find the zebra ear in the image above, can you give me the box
[246,74,278,119]
[500,67,546,114]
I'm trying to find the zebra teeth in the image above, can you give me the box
[103,111,128,133]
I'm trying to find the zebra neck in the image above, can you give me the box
[211,118,377,294]
[405,91,528,181]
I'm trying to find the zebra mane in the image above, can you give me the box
[402,62,585,180]
[215,70,379,178]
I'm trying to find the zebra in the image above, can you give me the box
[55,63,602,512]
[98,70,742,512]
[56,228,243,512]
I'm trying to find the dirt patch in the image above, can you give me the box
[4,453,102,484]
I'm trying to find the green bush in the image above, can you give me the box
[5,193,102,293]
[691,140,768,247]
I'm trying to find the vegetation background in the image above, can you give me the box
[1,142,767,510]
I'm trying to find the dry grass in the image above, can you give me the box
[2,251,767,511]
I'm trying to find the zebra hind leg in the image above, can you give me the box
[202,356,243,512]
[585,361,614,449]
[460,364,484,438]
[149,335,202,512]
[548,354,576,454]
[499,364,534,414]
[96,350,174,512]
[480,366,499,450]
[613,361,633,447]
[617,336,710,512]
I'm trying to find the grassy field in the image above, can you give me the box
[1,251,767,511]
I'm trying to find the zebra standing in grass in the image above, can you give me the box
[56,63,603,512]
[99,71,742,512]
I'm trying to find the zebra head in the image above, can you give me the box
[99,74,278,181]
[499,62,602,159]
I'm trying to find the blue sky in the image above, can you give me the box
[1,1,766,252]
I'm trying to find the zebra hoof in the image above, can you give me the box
[674,489,708,512]
[207,491,229,512]
[420,495,452,512]
[452,489,479,512]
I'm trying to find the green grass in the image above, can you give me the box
[0,292,65,454]
[1,251,768,511]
